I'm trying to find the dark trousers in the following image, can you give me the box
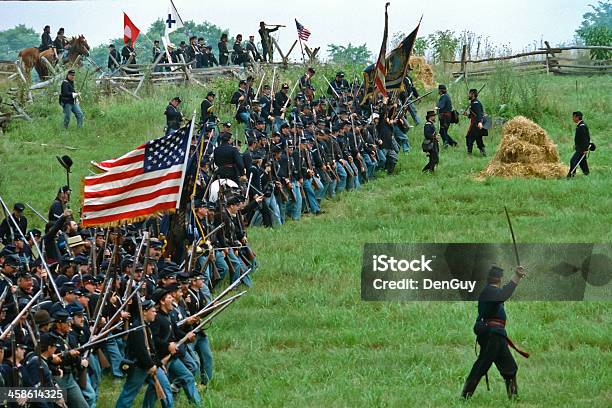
[261,42,273,62]
[466,128,485,153]
[422,148,439,172]
[439,118,457,146]
[568,151,589,176]
[464,332,518,394]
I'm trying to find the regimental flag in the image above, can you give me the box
[123,12,140,44]
[373,3,390,97]
[165,0,184,37]
[385,21,421,91]
[81,126,194,227]
[295,19,311,41]
[362,19,421,103]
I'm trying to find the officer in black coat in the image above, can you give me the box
[436,84,458,147]
[465,88,487,156]
[213,132,245,183]
[218,34,230,66]
[567,111,591,178]
[40,25,53,51]
[202,45,218,67]
[232,34,248,66]
[462,265,527,400]
[246,35,262,62]
[0,203,27,245]
[422,111,439,172]
[107,44,120,70]
[59,69,84,128]
[200,92,216,125]
[121,40,136,64]
[164,97,183,135]
[185,36,200,67]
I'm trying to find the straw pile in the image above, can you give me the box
[409,56,435,88]
[480,116,567,179]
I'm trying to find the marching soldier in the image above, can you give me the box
[327,72,349,97]
[465,88,487,156]
[164,96,183,136]
[272,83,291,132]
[462,265,528,400]
[299,67,316,93]
[115,299,173,407]
[567,111,591,178]
[421,110,439,172]
[436,84,458,147]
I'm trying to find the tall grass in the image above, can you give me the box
[1,73,611,407]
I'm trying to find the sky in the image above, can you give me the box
[0,0,591,59]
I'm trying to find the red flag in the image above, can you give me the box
[374,3,390,97]
[123,12,140,44]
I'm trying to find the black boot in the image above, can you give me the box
[505,376,518,399]
[461,376,481,399]
[479,148,487,156]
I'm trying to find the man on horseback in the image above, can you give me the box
[53,27,69,62]
[39,25,53,51]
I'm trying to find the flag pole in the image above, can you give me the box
[295,19,306,64]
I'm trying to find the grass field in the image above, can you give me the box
[1,73,611,407]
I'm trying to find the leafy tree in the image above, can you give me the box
[427,30,459,64]
[327,43,372,65]
[0,25,40,60]
[576,1,612,60]
[88,19,230,67]
[413,37,428,56]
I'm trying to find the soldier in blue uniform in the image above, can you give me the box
[164,97,183,136]
[436,84,457,147]
[465,88,487,156]
[462,265,527,400]
[567,111,591,178]
[421,111,439,172]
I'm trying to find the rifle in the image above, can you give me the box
[323,75,341,99]
[98,281,144,334]
[161,295,240,367]
[178,290,246,328]
[462,83,487,115]
[254,72,266,100]
[135,272,165,401]
[0,291,43,341]
[91,233,120,335]
[77,324,144,351]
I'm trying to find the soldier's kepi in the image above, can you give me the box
[461,264,529,400]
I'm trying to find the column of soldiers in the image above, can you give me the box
[0,165,261,406]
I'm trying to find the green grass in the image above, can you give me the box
[1,73,611,407]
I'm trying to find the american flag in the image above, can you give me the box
[81,125,193,227]
[295,19,311,41]
[374,3,390,97]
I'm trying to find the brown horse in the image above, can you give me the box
[18,35,90,80]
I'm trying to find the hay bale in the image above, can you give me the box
[409,56,435,88]
[480,116,567,179]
